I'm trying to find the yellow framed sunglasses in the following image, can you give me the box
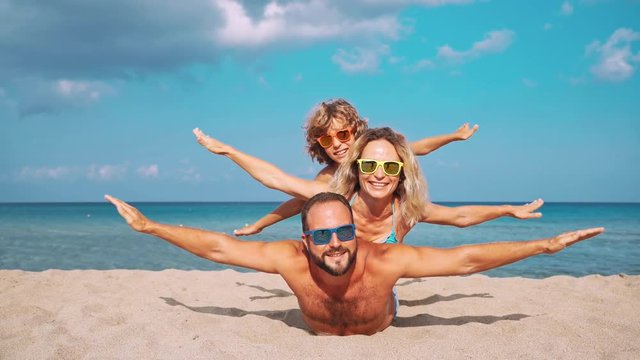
[356,159,404,176]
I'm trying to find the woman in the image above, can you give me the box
[193,126,542,244]
[203,99,480,236]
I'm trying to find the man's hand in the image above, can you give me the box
[509,199,544,219]
[193,128,232,155]
[546,227,605,254]
[455,123,479,140]
[105,195,150,233]
[234,222,263,236]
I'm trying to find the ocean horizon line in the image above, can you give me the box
[2,200,639,205]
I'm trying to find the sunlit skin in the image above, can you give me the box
[351,139,402,243]
[193,127,545,243]
[322,120,355,165]
[357,140,402,201]
[105,194,604,336]
[220,122,479,236]
[303,201,357,277]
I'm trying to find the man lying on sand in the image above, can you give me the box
[105,192,604,336]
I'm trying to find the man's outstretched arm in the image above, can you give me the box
[421,199,544,228]
[105,195,294,274]
[389,227,604,278]
[409,123,479,156]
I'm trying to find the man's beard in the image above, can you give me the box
[309,246,357,276]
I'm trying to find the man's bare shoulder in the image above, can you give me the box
[358,241,419,280]
[358,242,402,273]
[265,240,307,260]
[266,240,309,274]
[267,239,306,255]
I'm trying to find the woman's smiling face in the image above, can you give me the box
[357,139,401,200]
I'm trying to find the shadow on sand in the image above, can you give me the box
[235,282,294,301]
[162,289,529,332]
[160,297,309,332]
[393,312,529,328]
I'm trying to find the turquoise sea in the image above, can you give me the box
[1,202,638,278]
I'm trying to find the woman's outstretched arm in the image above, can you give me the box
[193,128,328,200]
[420,199,544,228]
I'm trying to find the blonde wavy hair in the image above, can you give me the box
[330,127,428,227]
[304,99,368,165]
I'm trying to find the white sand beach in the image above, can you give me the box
[1,270,639,359]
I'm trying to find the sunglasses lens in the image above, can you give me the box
[384,162,401,176]
[313,229,332,244]
[336,225,355,241]
[359,160,378,174]
[317,135,332,148]
[336,129,351,142]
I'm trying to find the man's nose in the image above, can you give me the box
[328,232,341,247]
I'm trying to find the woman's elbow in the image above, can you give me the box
[452,217,473,228]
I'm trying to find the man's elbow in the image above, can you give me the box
[459,264,481,275]
[202,247,225,263]
[455,248,478,275]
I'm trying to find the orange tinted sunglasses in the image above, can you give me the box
[316,128,353,148]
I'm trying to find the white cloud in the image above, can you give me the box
[561,1,574,15]
[0,0,485,117]
[176,159,202,182]
[87,164,127,181]
[13,78,115,118]
[294,73,303,82]
[433,158,460,168]
[17,164,133,181]
[331,45,390,74]
[180,167,202,182]
[18,166,75,180]
[0,87,5,98]
[543,23,553,31]
[586,28,640,82]
[568,76,587,85]
[258,75,269,87]
[405,59,435,72]
[137,164,159,178]
[388,55,404,64]
[56,80,111,101]
[16,163,162,182]
[437,29,515,64]
[214,0,402,47]
[360,0,474,5]
[522,78,537,88]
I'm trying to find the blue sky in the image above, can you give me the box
[1,0,639,202]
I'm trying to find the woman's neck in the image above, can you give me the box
[353,191,393,220]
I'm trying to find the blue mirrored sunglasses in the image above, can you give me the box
[303,224,356,245]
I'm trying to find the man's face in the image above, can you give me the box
[302,201,357,276]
